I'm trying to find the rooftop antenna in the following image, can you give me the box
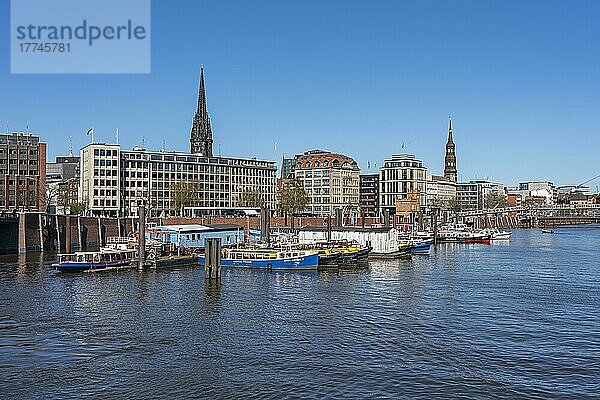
[142,136,145,148]
[115,128,119,144]
[218,143,221,157]
[68,136,73,156]
[161,139,166,152]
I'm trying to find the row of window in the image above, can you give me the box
[0,170,38,176]
[94,169,118,177]
[93,159,118,167]
[384,161,423,168]
[94,199,118,207]
[0,148,38,155]
[93,189,118,197]
[93,149,118,157]
[0,159,38,165]
[94,179,118,187]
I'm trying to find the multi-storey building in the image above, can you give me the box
[79,67,278,217]
[0,132,46,212]
[47,155,80,214]
[280,156,296,179]
[80,144,121,216]
[292,149,360,217]
[80,143,277,217]
[379,154,427,215]
[359,174,379,217]
[457,180,506,210]
[456,182,479,210]
[518,181,556,204]
[426,174,457,210]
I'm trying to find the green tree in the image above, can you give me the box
[170,180,201,216]
[483,192,507,209]
[448,197,460,210]
[237,189,265,208]
[277,179,309,226]
[70,202,87,215]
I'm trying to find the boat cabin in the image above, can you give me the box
[146,224,245,249]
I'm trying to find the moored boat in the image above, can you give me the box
[52,248,137,272]
[315,249,341,265]
[483,229,512,241]
[411,241,431,254]
[198,248,318,270]
[463,234,491,244]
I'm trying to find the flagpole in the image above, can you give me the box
[116,128,119,144]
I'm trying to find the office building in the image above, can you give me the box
[292,149,360,217]
[80,144,277,217]
[359,173,379,217]
[426,174,457,210]
[46,155,80,214]
[379,154,427,215]
[457,180,506,210]
[0,132,46,212]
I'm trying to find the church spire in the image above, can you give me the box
[190,66,213,156]
[444,116,457,183]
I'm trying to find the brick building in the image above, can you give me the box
[0,132,46,212]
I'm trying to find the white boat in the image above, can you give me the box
[484,229,512,241]
[52,248,137,272]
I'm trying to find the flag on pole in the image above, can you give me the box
[86,127,94,143]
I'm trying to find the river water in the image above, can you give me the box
[1,227,599,399]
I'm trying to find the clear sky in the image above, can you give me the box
[1,0,599,188]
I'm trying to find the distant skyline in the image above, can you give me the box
[1,0,599,188]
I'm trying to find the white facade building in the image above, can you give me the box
[292,150,360,217]
[379,154,427,215]
[457,180,506,210]
[80,143,277,217]
[426,174,457,210]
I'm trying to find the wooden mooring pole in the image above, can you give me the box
[205,238,221,280]
[433,208,439,246]
[138,202,146,270]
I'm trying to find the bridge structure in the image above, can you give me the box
[455,204,600,228]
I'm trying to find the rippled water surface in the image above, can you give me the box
[1,228,599,399]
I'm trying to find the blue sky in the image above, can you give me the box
[1,0,599,188]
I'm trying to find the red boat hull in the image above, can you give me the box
[464,238,491,244]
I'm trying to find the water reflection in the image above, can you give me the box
[1,229,600,399]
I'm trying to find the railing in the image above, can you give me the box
[456,204,600,217]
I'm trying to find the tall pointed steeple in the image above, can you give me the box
[444,116,457,183]
[190,67,213,156]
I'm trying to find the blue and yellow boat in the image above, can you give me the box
[198,248,318,270]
